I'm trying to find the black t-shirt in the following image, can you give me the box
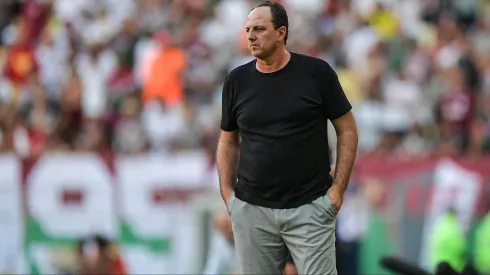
[221,52,352,209]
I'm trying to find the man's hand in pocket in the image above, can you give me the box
[327,186,344,215]
[222,189,233,208]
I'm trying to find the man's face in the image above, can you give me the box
[245,7,282,59]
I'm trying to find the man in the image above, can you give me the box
[68,234,127,275]
[474,199,490,275]
[429,208,467,273]
[216,1,358,274]
[202,209,298,275]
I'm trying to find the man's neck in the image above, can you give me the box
[256,48,291,73]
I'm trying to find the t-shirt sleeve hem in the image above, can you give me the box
[220,125,239,132]
[328,105,352,120]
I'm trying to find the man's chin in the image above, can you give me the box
[250,50,265,59]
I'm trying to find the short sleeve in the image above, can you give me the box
[220,74,238,131]
[318,62,352,120]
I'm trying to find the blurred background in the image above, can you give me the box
[0,0,490,274]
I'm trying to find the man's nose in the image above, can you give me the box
[248,32,256,41]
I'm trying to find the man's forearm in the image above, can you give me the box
[216,141,240,203]
[332,129,358,194]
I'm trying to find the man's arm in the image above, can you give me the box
[216,130,240,206]
[218,71,239,206]
[316,60,357,212]
[331,111,358,193]
[328,111,358,212]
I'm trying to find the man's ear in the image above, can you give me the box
[277,26,287,42]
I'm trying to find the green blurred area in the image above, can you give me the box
[360,212,396,275]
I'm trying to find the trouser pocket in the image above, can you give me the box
[226,192,236,215]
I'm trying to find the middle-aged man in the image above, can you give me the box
[216,1,358,274]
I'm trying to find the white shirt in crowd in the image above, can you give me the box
[75,49,117,119]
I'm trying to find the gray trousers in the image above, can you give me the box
[227,193,337,275]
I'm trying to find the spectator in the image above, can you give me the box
[429,208,467,273]
[141,30,186,108]
[75,235,127,275]
[473,199,490,275]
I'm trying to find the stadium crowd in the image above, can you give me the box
[0,1,489,275]
[0,0,489,159]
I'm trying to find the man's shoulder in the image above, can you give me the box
[292,52,331,67]
[292,53,337,78]
[226,59,256,82]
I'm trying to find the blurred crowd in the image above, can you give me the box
[0,0,490,159]
[48,234,127,275]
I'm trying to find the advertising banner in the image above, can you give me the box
[0,155,24,274]
[6,153,488,274]
[116,152,208,274]
[24,154,117,274]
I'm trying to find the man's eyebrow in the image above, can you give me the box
[246,25,265,28]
